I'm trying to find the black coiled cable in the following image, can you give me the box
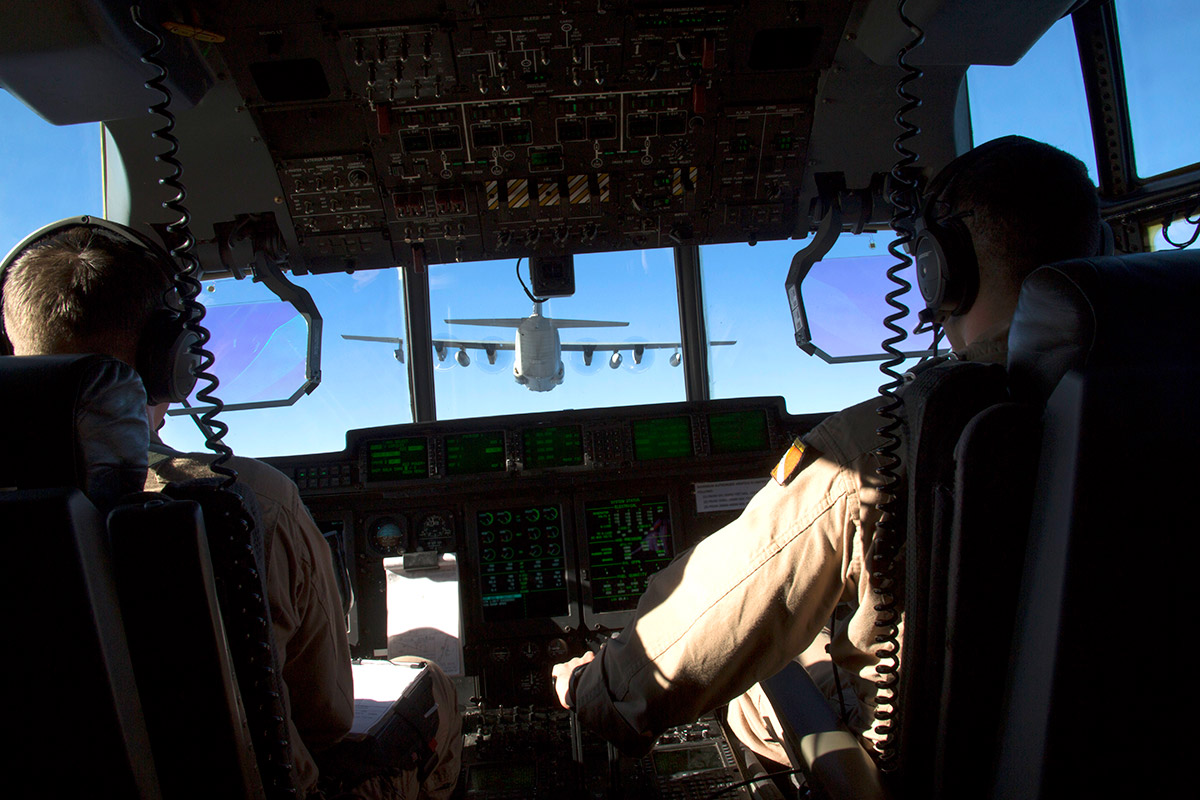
[869,0,925,770]
[130,5,236,490]
[1161,206,1200,250]
[130,7,296,797]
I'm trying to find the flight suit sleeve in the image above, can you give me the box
[571,448,865,755]
[266,481,356,784]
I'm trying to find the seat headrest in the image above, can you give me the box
[1008,250,1200,404]
[0,354,149,510]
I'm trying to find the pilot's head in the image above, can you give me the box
[915,136,1102,350]
[1,218,197,405]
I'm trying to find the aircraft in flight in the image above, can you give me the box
[344,302,734,392]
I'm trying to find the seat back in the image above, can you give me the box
[892,359,1011,795]
[0,354,288,798]
[0,354,161,796]
[992,250,1200,798]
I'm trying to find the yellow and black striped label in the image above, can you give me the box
[568,174,590,204]
[507,178,530,209]
[538,180,561,207]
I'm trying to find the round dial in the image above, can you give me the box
[416,512,455,553]
[369,517,406,555]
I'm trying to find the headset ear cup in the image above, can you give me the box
[138,309,200,404]
[914,215,978,322]
[914,230,950,311]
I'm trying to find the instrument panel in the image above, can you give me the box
[266,396,813,706]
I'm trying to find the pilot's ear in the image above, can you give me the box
[147,402,169,431]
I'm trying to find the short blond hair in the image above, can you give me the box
[2,226,171,358]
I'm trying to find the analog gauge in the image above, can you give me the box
[490,645,511,663]
[369,517,406,555]
[547,638,569,659]
[417,512,455,553]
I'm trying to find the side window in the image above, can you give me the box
[966,16,1097,182]
[0,89,103,255]
[701,235,937,413]
[1114,0,1200,179]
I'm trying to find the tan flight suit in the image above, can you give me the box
[572,327,1009,765]
[146,450,461,798]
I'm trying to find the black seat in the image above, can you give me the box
[0,354,295,798]
[0,354,162,797]
[991,249,1200,798]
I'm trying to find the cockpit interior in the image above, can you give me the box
[3,0,1198,798]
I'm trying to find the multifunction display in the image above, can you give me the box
[365,436,428,481]
[477,505,568,622]
[521,425,584,469]
[446,431,506,476]
[631,417,694,461]
[583,496,674,614]
[708,409,770,454]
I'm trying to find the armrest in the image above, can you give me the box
[760,662,887,800]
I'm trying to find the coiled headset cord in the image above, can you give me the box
[131,5,236,489]
[869,0,925,771]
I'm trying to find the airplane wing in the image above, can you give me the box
[443,317,629,329]
[559,340,735,351]
[341,334,406,363]
[342,335,404,344]
[443,318,528,327]
[549,319,629,329]
[431,338,516,351]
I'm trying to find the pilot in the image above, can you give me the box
[0,221,461,799]
[551,136,1104,768]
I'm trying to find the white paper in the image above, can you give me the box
[386,554,464,676]
[349,659,425,735]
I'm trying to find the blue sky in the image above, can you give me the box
[3,3,1197,458]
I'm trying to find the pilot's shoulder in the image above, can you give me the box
[149,451,298,503]
[801,395,894,466]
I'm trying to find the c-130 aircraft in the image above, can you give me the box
[346,300,734,391]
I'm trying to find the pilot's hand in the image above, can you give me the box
[551,650,595,710]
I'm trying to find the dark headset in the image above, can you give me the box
[0,216,200,404]
[913,135,1113,326]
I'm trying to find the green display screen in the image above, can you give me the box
[708,409,770,454]
[445,431,506,475]
[522,425,584,469]
[477,505,568,622]
[631,416,693,461]
[583,495,672,614]
[365,437,428,481]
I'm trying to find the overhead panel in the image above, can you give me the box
[190,0,852,272]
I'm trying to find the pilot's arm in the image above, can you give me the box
[550,409,890,756]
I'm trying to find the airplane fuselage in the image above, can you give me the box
[514,315,565,392]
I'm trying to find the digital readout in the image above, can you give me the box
[477,505,568,622]
[445,431,506,476]
[365,437,428,481]
[583,495,673,614]
[708,409,770,454]
[631,416,693,461]
[522,425,584,469]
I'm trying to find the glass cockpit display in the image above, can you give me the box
[476,505,569,622]
[583,496,674,614]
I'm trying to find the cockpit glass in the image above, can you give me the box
[701,236,936,413]
[429,248,685,420]
[0,89,102,256]
[161,267,412,457]
[966,15,1097,183]
[1114,0,1200,178]
[182,282,308,406]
